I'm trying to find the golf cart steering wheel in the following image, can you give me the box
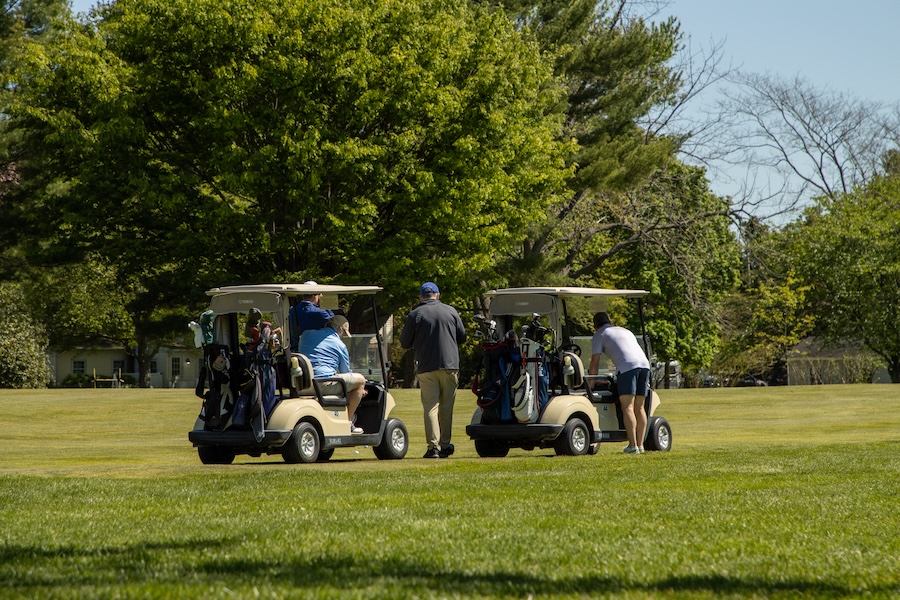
[560,343,582,356]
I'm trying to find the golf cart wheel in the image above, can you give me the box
[474,438,510,458]
[374,418,409,460]
[316,448,335,462]
[283,421,321,464]
[197,446,236,465]
[554,418,590,456]
[644,416,672,452]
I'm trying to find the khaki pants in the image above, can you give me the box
[418,369,459,450]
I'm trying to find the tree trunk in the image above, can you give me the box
[890,356,900,384]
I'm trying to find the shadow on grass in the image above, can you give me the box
[4,540,895,597]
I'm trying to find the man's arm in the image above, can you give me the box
[588,354,601,376]
[399,312,415,349]
[454,311,466,345]
[337,342,351,374]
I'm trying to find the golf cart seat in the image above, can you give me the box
[585,375,615,402]
[291,352,315,394]
[291,352,350,408]
[561,351,585,392]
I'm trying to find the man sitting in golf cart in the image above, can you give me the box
[298,315,367,433]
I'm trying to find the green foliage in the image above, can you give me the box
[713,274,814,383]
[638,165,740,371]
[0,283,51,387]
[60,372,93,388]
[787,175,900,382]
[5,0,569,304]
[24,260,135,351]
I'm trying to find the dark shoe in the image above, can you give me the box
[423,448,441,459]
[438,444,455,458]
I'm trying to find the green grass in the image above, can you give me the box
[1,385,899,598]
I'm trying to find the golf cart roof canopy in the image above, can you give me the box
[206,283,382,297]
[485,286,649,300]
[206,284,382,316]
[486,286,649,320]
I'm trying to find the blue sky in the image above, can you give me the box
[666,0,900,105]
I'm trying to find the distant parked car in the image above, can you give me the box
[736,375,768,387]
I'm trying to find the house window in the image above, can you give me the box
[112,360,125,377]
[73,360,86,375]
[150,360,158,374]
[171,357,181,378]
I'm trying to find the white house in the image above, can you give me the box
[786,337,891,385]
[49,345,203,388]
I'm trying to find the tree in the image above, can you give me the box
[617,162,741,383]
[3,0,571,384]
[482,3,742,348]
[715,73,900,219]
[488,1,687,281]
[0,282,51,387]
[787,174,900,382]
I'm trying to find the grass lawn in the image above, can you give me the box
[1,384,898,598]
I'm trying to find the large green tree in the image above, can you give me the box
[481,1,742,380]
[620,163,741,384]
[787,173,900,382]
[4,0,570,383]
[485,0,692,281]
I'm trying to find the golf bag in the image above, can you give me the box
[232,323,278,442]
[473,341,521,423]
[196,344,235,430]
[511,336,549,423]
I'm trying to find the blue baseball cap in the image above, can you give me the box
[420,282,439,295]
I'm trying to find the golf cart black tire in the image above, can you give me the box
[197,446,236,465]
[554,418,590,456]
[373,418,409,460]
[283,421,321,464]
[474,438,510,458]
[316,448,335,462]
[644,416,672,452]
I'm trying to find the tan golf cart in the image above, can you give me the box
[188,283,408,464]
[465,286,672,457]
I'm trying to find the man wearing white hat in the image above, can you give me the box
[289,280,334,351]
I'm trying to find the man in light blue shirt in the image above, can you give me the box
[299,315,367,433]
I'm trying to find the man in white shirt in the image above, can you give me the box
[588,312,650,454]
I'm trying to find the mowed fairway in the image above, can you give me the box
[1,385,898,599]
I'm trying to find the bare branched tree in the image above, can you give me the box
[712,73,900,220]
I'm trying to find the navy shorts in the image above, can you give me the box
[617,368,650,397]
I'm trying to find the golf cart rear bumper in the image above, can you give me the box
[466,423,565,442]
[188,429,292,448]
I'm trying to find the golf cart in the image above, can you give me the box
[188,283,408,464]
[465,287,672,457]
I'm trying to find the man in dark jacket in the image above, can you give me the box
[400,282,467,458]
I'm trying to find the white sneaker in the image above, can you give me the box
[637,446,645,454]
[623,446,640,454]
[350,425,363,434]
